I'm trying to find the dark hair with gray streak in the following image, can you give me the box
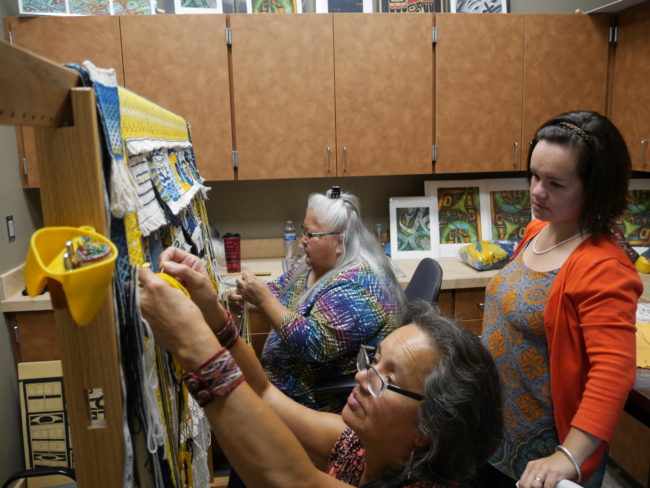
[527,110,631,240]
[363,300,503,488]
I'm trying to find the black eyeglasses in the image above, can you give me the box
[356,345,424,401]
[300,225,342,240]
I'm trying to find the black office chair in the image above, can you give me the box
[2,468,75,488]
[404,257,443,303]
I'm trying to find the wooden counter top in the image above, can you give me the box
[3,256,649,311]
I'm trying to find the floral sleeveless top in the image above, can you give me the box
[481,250,559,479]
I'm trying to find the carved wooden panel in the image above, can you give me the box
[611,2,650,171]
[435,14,525,173]
[120,14,234,181]
[231,14,336,180]
[523,14,610,154]
[334,14,433,176]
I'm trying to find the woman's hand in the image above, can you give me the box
[158,247,224,333]
[139,267,219,370]
[518,451,579,488]
[228,290,246,316]
[236,271,275,309]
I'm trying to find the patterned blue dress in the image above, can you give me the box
[261,261,402,412]
[481,250,559,479]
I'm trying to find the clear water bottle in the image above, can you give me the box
[283,220,297,260]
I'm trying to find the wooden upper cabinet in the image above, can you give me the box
[611,2,650,171]
[4,16,123,188]
[230,14,336,180]
[522,14,610,152]
[435,14,525,173]
[120,15,233,181]
[333,14,433,176]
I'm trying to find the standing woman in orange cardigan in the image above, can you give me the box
[480,111,642,488]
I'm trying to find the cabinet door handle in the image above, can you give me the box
[326,146,332,173]
[343,146,349,173]
[13,325,20,344]
[641,139,649,166]
[512,142,519,168]
[477,302,485,310]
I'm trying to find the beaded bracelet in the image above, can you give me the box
[555,445,582,483]
[216,311,239,349]
[182,347,245,407]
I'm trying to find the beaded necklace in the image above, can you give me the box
[532,225,582,255]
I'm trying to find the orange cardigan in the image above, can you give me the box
[513,220,642,480]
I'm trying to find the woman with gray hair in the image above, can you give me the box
[231,186,405,412]
[138,261,504,488]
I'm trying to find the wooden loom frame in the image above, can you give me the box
[1,39,125,486]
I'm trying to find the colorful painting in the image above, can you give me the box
[19,0,154,14]
[437,186,482,244]
[615,188,650,247]
[112,0,155,14]
[424,180,491,257]
[253,0,297,12]
[490,189,531,241]
[397,207,431,252]
[389,197,437,259]
[19,0,67,13]
[380,0,441,13]
[451,0,507,12]
[69,0,111,14]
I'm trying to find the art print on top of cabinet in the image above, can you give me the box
[18,0,155,15]
[485,178,531,242]
[451,0,507,13]
[379,0,441,13]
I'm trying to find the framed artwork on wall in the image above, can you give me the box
[19,0,155,14]
[450,0,507,13]
[315,0,370,12]
[389,196,438,259]
[424,180,490,257]
[615,178,650,250]
[168,0,223,13]
[485,178,532,242]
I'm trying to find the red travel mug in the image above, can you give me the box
[223,233,241,273]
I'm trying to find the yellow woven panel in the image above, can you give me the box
[118,87,188,143]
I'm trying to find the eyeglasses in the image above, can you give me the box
[356,345,424,401]
[300,225,342,240]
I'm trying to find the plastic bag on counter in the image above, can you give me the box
[459,240,518,271]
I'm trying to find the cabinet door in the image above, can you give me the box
[334,14,433,176]
[454,287,485,336]
[611,2,650,171]
[435,14,524,173]
[120,15,233,181]
[4,16,123,188]
[230,14,336,180]
[6,311,59,364]
[523,14,610,152]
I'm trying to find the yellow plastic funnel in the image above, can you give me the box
[24,226,118,326]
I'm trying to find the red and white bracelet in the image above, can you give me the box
[182,347,245,406]
[216,311,240,349]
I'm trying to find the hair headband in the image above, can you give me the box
[557,121,591,143]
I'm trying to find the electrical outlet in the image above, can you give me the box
[6,216,15,242]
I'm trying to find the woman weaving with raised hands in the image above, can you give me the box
[230,186,404,412]
[138,255,503,488]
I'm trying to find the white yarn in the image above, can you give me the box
[110,157,141,218]
[134,272,166,454]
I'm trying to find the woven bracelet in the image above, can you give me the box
[182,347,245,407]
[555,445,582,483]
[216,311,239,349]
